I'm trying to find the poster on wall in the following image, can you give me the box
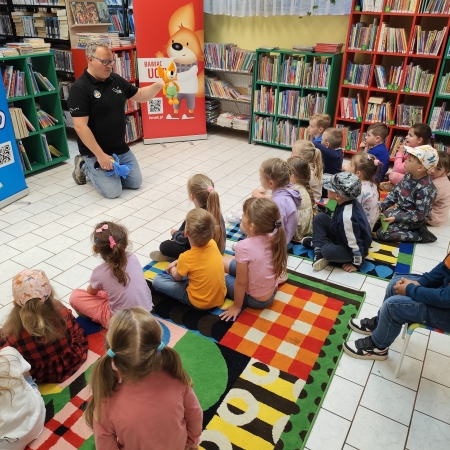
[134,2,207,144]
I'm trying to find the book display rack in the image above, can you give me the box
[0,51,69,174]
[251,48,342,149]
[335,0,450,159]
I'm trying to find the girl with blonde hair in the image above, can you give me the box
[85,307,202,450]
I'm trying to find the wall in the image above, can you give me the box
[204,14,350,50]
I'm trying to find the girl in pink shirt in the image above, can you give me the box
[70,222,153,328]
[85,307,202,450]
[220,197,288,322]
[381,124,433,191]
[428,151,450,227]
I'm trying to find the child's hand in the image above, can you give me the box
[170,228,177,236]
[397,143,405,155]
[219,305,241,322]
[343,263,357,273]
[166,261,177,272]
[252,187,266,198]
[382,216,396,224]
[359,141,367,151]
[394,278,420,296]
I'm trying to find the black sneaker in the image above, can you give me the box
[301,236,313,249]
[349,316,378,335]
[312,251,329,271]
[72,155,86,185]
[344,336,389,360]
[418,225,437,243]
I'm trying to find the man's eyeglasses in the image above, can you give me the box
[91,56,116,67]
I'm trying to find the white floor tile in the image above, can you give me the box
[62,224,95,241]
[335,352,374,386]
[0,260,26,284]
[413,243,448,262]
[360,374,416,425]
[389,329,429,362]
[327,268,366,290]
[421,350,450,388]
[346,406,408,450]
[0,230,15,246]
[6,220,40,238]
[32,262,63,280]
[0,280,13,306]
[26,211,62,226]
[415,378,450,425]
[38,234,79,255]
[7,233,47,252]
[360,281,387,308]
[427,332,450,358]
[11,247,54,267]
[70,237,94,257]
[287,255,301,270]
[128,227,160,246]
[51,280,72,299]
[33,222,70,238]
[363,276,389,289]
[1,208,34,224]
[79,255,101,271]
[144,217,178,234]
[46,249,87,271]
[295,260,332,281]
[55,211,91,228]
[412,255,439,273]
[106,205,138,220]
[305,408,351,450]
[53,265,92,290]
[407,411,450,450]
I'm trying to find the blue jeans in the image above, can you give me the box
[225,260,277,309]
[82,150,142,199]
[24,375,38,390]
[371,273,450,349]
[152,273,200,309]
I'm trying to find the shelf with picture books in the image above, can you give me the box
[0,51,68,174]
[251,48,343,149]
[336,0,450,157]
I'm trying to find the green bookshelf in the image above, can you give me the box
[428,36,450,153]
[251,48,343,149]
[0,52,70,175]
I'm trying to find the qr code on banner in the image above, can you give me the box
[0,141,14,168]
[148,98,163,115]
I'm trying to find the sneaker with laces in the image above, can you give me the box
[301,236,313,249]
[72,155,86,185]
[348,316,378,335]
[344,336,389,360]
[150,251,174,262]
[312,251,328,271]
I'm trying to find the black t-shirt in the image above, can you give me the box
[67,69,139,157]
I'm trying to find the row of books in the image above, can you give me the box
[0,14,13,36]
[9,107,33,140]
[36,107,58,129]
[58,81,72,100]
[112,51,132,80]
[275,119,298,147]
[403,63,434,93]
[344,62,371,86]
[70,1,110,25]
[42,133,62,162]
[299,93,327,119]
[109,10,125,33]
[397,104,424,126]
[435,141,450,153]
[125,114,142,143]
[254,85,276,114]
[278,90,300,118]
[438,72,450,96]
[377,24,408,53]
[410,26,447,55]
[2,67,28,99]
[27,58,56,93]
[303,58,331,89]
[254,115,275,143]
[357,0,384,11]
[205,77,244,101]
[17,140,32,172]
[258,54,279,83]
[53,49,74,73]
[359,0,450,13]
[205,99,220,124]
[430,103,450,130]
[216,112,250,130]
[124,96,138,112]
[348,20,378,51]
[4,42,33,55]
[11,14,36,37]
[418,0,450,13]
[337,124,361,151]
[76,32,120,49]
[367,98,394,122]
[340,94,364,119]
[298,127,311,140]
[12,0,64,4]
[204,43,255,72]
[280,56,304,85]
[385,0,417,11]
[374,64,402,89]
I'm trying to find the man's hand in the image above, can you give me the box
[219,305,241,322]
[394,278,420,296]
[97,153,114,171]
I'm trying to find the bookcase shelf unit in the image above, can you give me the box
[428,36,450,152]
[0,52,69,174]
[72,43,142,143]
[251,48,343,150]
[335,0,450,160]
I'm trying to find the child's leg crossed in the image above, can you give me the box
[69,289,112,328]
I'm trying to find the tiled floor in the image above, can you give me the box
[1,127,450,450]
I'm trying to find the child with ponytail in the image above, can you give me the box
[69,221,153,328]
[85,307,202,450]
[347,152,381,230]
[292,139,323,202]
[220,198,288,322]
[151,173,226,261]
[287,156,315,240]
[0,269,87,383]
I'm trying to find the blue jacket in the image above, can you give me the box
[328,199,372,262]
[406,256,450,308]
[313,136,343,175]
[368,143,390,182]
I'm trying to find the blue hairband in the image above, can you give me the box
[157,342,165,353]
[107,349,115,358]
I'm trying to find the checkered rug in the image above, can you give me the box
[226,224,415,280]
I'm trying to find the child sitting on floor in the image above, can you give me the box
[151,173,226,262]
[0,269,88,383]
[427,151,450,227]
[0,346,46,450]
[85,307,202,449]
[347,152,381,230]
[287,156,315,240]
[252,158,301,243]
[377,146,438,242]
[359,122,390,183]
[301,172,372,273]
[291,139,323,202]
[381,123,433,191]
[307,113,331,156]
[220,198,287,322]
[70,221,153,328]
[320,128,344,176]
[345,253,450,360]
[152,208,227,309]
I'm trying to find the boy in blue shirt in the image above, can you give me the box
[308,113,330,155]
[360,122,390,182]
[345,253,450,360]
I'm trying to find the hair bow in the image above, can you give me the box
[96,224,108,233]
[109,236,116,249]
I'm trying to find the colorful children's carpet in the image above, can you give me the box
[226,224,415,280]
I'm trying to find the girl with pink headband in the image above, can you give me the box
[69,221,153,328]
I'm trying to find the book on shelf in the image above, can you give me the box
[280,55,304,85]
[292,44,314,52]
[377,24,408,53]
[374,64,403,90]
[13,0,64,4]
[430,103,450,131]
[344,62,371,86]
[254,115,275,143]
[339,94,364,120]
[2,66,28,99]
[278,90,300,118]
[434,141,450,153]
[205,76,247,101]
[390,134,404,157]
[11,13,36,38]
[9,107,31,139]
[402,63,434,94]
[0,14,14,36]
[254,85,276,114]
[70,2,108,25]
[48,144,62,157]
[36,108,58,129]
[438,72,450,96]
[418,0,450,14]
[314,43,343,54]
[303,57,331,89]
[205,98,220,124]
[299,93,327,119]
[0,47,19,57]
[410,26,447,55]
[337,124,361,151]
[53,49,74,73]
[366,97,394,123]
[125,114,141,143]
[216,112,250,130]
[275,119,298,147]
[41,133,52,161]
[385,0,417,12]
[357,0,383,12]
[257,54,279,83]
[105,0,123,4]
[348,20,379,51]
[298,127,311,140]
[124,94,138,112]
[204,43,255,72]
[109,10,124,33]
[21,38,51,53]
[5,42,33,55]
[34,72,55,91]
[396,104,424,127]
[76,32,120,48]
[112,51,132,79]
[17,140,32,172]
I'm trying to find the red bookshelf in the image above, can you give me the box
[335,0,450,160]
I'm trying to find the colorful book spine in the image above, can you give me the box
[344,62,371,86]
[254,85,275,114]
[275,119,298,147]
[253,115,275,143]
[299,93,327,119]
[257,54,279,83]
[396,104,424,127]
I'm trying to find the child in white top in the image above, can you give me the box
[0,346,45,450]
[292,139,324,202]
[348,153,381,230]
[70,221,153,328]
[287,156,315,240]
[220,197,288,321]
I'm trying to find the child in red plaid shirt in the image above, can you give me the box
[0,269,88,383]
